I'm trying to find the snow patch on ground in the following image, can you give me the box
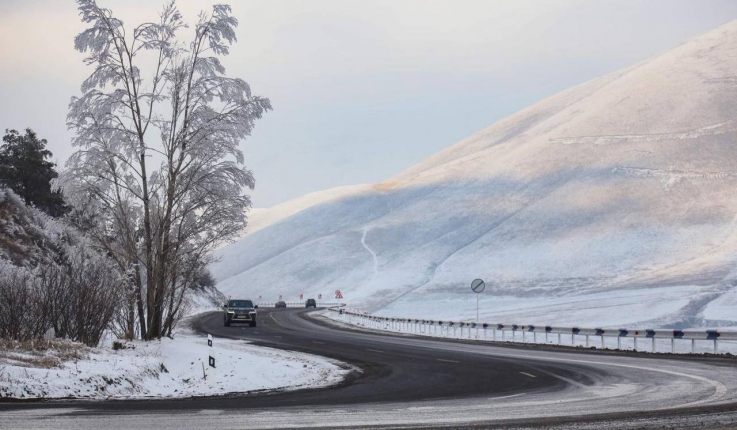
[183,285,227,317]
[376,285,710,328]
[0,318,350,400]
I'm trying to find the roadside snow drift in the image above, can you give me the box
[213,20,737,329]
[0,330,349,399]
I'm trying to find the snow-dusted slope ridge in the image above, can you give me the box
[212,21,737,329]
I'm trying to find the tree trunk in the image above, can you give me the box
[126,285,135,339]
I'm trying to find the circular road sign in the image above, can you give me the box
[471,279,485,293]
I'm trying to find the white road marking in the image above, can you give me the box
[367,349,384,353]
[437,358,460,363]
[313,341,326,344]
[270,312,291,330]
[488,393,526,401]
[520,372,536,378]
[530,366,587,389]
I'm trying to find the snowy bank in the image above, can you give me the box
[0,318,350,400]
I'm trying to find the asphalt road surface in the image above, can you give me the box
[2,308,737,429]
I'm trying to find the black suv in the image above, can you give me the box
[224,299,258,327]
[305,298,317,308]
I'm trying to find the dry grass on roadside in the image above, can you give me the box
[0,338,89,369]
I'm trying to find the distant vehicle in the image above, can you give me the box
[223,299,257,327]
[275,301,287,308]
[305,298,317,308]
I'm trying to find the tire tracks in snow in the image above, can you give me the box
[361,227,379,280]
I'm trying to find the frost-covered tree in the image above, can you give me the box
[63,0,271,339]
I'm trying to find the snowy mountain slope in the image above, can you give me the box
[212,20,737,329]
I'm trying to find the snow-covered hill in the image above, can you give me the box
[212,20,737,329]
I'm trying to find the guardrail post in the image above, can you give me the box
[533,332,537,343]
[600,335,605,349]
[558,333,561,344]
[671,338,675,353]
[545,332,548,343]
[691,339,695,353]
[585,335,589,347]
[493,328,497,341]
[634,337,638,351]
[522,331,526,343]
[714,339,718,354]
[502,329,506,341]
[571,333,574,345]
[617,336,621,350]
[651,337,655,353]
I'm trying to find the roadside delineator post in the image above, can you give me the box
[207,334,216,387]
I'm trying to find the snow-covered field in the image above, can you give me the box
[211,20,737,331]
[375,285,725,329]
[0,319,349,400]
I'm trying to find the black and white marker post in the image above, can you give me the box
[471,278,485,323]
[206,334,216,386]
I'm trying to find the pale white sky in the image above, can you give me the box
[1,0,736,207]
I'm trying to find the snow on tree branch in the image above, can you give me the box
[62,0,271,340]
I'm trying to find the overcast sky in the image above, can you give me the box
[1,1,737,207]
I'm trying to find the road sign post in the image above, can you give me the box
[471,279,485,323]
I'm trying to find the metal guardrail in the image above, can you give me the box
[257,302,344,307]
[329,308,737,354]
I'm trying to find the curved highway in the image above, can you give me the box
[2,308,737,429]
